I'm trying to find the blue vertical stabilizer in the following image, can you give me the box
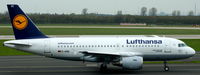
[7,4,48,39]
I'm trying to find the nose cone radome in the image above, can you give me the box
[188,47,196,56]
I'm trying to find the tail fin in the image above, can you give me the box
[7,4,48,40]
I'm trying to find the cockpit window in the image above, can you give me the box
[178,43,187,47]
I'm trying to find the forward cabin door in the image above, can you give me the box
[164,39,172,54]
[44,40,52,56]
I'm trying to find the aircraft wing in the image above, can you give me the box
[80,50,141,57]
[79,50,142,62]
[80,51,120,56]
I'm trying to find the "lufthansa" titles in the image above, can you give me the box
[126,39,162,44]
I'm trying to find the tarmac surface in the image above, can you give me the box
[0,54,199,75]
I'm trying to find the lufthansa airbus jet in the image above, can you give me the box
[4,4,195,71]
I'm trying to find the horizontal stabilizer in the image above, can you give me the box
[4,41,32,46]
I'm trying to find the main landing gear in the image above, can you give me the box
[164,61,169,71]
[100,63,107,71]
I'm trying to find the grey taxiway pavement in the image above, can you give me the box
[0,54,199,75]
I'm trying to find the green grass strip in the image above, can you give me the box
[0,24,195,27]
[1,28,200,35]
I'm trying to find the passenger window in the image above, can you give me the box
[148,45,150,47]
[151,45,153,47]
[145,45,147,47]
[154,45,156,47]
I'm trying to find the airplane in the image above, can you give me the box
[3,4,195,71]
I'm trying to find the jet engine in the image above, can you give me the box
[113,56,143,70]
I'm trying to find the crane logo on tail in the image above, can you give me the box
[13,14,28,30]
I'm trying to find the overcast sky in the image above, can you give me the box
[0,0,199,15]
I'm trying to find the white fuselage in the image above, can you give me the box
[4,36,195,62]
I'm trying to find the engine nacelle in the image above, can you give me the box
[113,56,143,70]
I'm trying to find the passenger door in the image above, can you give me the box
[44,40,52,56]
[164,40,172,54]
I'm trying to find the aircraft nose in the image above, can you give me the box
[188,47,196,56]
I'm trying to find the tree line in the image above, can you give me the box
[140,7,197,16]
[0,12,200,25]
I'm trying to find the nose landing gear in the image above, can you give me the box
[164,61,169,71]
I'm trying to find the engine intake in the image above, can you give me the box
[113,56,143,70]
